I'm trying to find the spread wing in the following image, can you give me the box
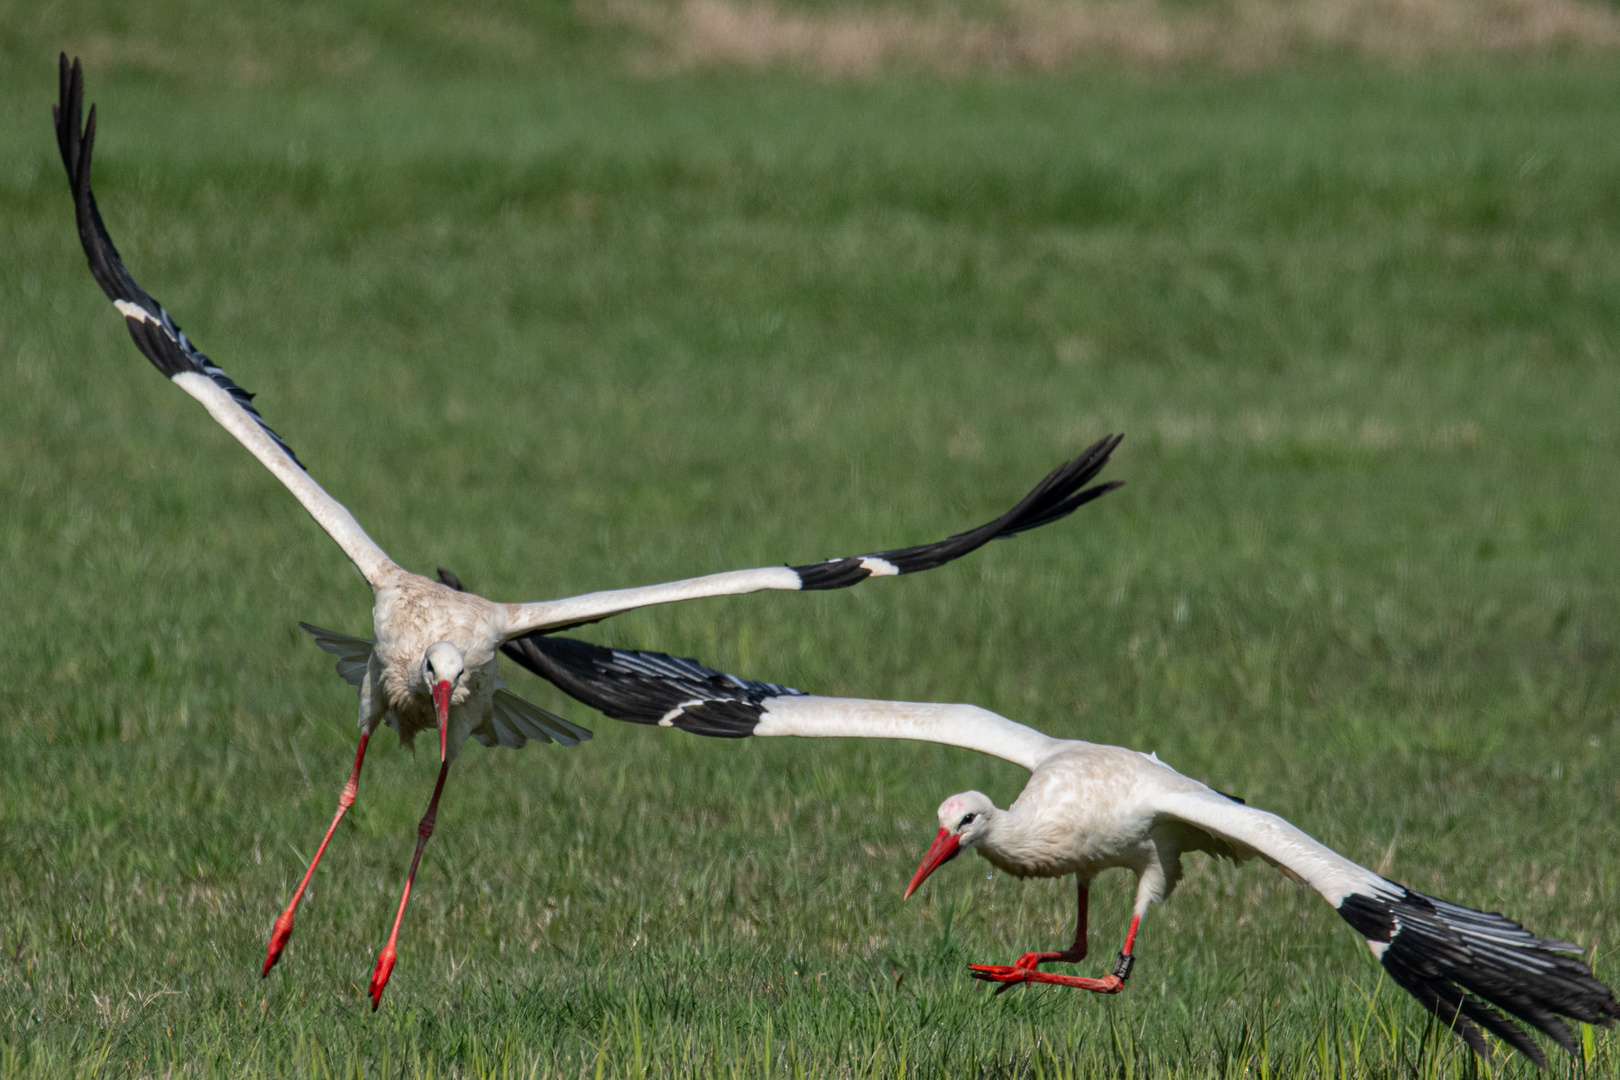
[54,56,393,587]
[496,632,1059,769]
[436,568,1060,768]
[497,436,1122,637]
[1156,789,1619,1067]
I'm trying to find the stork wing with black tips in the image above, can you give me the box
[498,435,1122,637]
[55,55,394,587]
[62,53,1122,624]
[1158,789,1620,1069]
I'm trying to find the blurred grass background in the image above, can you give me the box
[2,0,1619,1075]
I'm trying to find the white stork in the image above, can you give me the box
[491,631,1620,1069]
[53,57,1123,1008]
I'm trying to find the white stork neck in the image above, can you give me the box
[969,806,1030,867]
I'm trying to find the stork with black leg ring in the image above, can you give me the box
[487,631,1620,1068]
[53,56,1124,1008]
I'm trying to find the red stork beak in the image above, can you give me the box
[904,828,961,899]
[432,680,451,761]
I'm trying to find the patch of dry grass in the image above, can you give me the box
[592,0,1620,74]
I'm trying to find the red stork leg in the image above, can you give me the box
[263,730,372,976]
[367,756,451,1010]
[970,878,1140,994]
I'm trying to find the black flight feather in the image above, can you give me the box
[54,54,302,468]
[1339,887,1618,1068]
[789,434,1122,590]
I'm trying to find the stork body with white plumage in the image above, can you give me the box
[53,56,1123,1008]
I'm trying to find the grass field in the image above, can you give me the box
[3,3,1620,1075]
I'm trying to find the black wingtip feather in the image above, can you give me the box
[1339,886,1618,1067]
[55,58,304,469]
[500,634,805,737]
[791,434,1123,590]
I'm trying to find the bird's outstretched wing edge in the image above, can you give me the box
[498,435,1123,636]
[1157,789,1619,1067]
[1337,886,1616,1067]
[792,433,1124,589]
[54,55,393,585]
[498,629,1058,768]
[55,54,300,467]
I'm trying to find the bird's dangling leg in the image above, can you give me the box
[970,878,1138,994]
[263,730,372,977]
[367,738,452,1009]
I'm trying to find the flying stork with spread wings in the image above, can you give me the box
[54,56,1123,1008]
[478,628,1619,1069]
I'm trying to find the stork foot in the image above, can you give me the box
[368,944,397,1010]
[968,964,1124,994]
[262,911,296,977]
[969,952,1130,995]
[1011,949,1083,970]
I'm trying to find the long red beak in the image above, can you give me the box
[904,828,961,899]
[432,680,451,761]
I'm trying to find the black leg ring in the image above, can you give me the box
[1110,953,1134,981]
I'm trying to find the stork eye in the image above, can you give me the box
[958,813,978,829]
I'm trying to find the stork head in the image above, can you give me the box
[423,641,465,759]
[904,790,996,899]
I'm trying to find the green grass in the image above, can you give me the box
[3,8,1620,1075]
